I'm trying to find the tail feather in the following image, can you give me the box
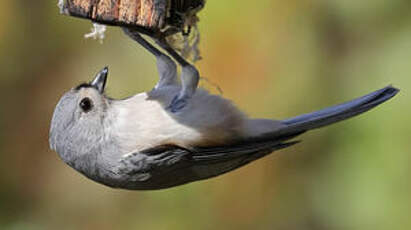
[169,86,398,184]
[277,86,399,136]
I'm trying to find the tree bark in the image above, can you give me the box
[61,0,205,36]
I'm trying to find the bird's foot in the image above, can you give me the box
[167,94,190,113]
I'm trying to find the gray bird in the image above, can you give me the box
[49,33,398,190]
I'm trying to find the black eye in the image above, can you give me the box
[79,97,93,112]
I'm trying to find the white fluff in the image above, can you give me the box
[84,23,107,43]
[57,0,65,13]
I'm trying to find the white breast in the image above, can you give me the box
[110,86,248,152]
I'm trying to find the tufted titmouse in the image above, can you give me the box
[49,57,398,190]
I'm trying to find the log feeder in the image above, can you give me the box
[60,0,205,37]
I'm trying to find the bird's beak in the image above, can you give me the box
[90,66,108,93]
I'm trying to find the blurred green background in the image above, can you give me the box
[0,0,410,229]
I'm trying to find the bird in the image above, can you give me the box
[49,59,398,190]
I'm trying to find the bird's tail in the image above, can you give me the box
[187,86,398,183]
[274,86,399,136]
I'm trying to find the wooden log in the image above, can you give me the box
[61,0,205,36]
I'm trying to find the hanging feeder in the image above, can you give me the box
[59,0,205,37]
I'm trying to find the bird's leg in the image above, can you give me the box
[122,28,177,89]
[155,37,200,113]
[123,28,199,112]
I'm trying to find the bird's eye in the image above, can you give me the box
[79,97,93,112]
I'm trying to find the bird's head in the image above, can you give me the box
[49,67,110,168]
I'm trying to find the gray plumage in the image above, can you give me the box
[49,66,398,190]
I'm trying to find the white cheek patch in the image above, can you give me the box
[115,107,129,128]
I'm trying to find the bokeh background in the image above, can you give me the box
[0,0,410,229]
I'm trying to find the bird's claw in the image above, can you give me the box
[167,95,189,113]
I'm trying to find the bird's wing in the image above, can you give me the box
[117,146,190,176]
[119,131,302,170]
[189,132,302,164]
[117,132,303,189]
